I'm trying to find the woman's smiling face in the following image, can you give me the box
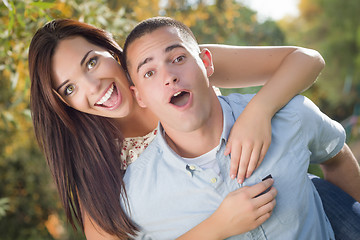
[52,36,134,118]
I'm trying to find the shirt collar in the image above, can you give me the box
[218,96,235,147]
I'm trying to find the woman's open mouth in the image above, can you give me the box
[95,83,120,108]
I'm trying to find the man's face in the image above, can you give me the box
[126,26,215,133]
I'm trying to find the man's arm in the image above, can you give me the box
[320,143,360,202]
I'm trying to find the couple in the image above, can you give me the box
[29,17,360,239]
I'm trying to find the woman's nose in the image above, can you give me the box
[82,75,101,94]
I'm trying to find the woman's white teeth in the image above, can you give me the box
[173,91,182,97]
[96,84,114,105]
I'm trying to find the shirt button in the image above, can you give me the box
[211,177,217,183]
[189,165,196,170]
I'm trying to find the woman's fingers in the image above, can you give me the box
[245,143,263,179]
[237,145,252,183]
[229,145,241,179]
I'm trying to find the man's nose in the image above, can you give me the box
[164,69,179,86]
[164,77,178,86]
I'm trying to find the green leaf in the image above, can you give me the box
[2,0,12,11]
[29,2,55,9]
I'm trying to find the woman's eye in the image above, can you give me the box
[173,55,185,63]
[86,57,98,70]
[144,70,154,78]
[64,84,75,96]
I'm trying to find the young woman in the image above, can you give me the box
[28,19,342,239]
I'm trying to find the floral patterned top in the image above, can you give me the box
[120,129,158,170]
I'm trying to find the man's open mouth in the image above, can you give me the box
[170,90,190,107]
[95,83,119,108]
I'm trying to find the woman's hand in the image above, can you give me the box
[210,178,277,239]
[225,105,272,184]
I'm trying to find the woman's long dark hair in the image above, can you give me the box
[28,19,137,239]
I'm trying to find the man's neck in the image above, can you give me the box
[163,96,223,158]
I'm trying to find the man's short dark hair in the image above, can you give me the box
[123,16,199,71]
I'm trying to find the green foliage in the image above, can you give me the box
[281,0,360,126]
[0,197,10,220]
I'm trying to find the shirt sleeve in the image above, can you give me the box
[296,96,346,164]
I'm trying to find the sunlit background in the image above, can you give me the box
[0,0,359,239]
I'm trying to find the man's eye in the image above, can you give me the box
[144,70,154,78]
[86,57,98,70]
[173,56,185,63]
[64,84,75,96]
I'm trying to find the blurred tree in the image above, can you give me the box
[279,0,360,121]
[0,0,130,239]
[0,1,65,239]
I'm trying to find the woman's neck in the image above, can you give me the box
[115,104,158,138]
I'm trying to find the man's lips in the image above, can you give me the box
[169,90,191,107]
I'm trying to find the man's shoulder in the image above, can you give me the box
[279,95,323,121]
[220,93,309,109]
[219,93,311,114]
[218,93,254,106]
[219,93,324,127]
[124,136,163,182]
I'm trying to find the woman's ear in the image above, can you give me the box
[130,86,147,108]
[199,48,214,77]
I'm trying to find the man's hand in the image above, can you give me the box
[210,178,277,239]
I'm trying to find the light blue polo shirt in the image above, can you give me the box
[122,94,345,240]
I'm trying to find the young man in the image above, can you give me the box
[122,17,360,239]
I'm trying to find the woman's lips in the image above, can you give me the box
[96,83,114,105]
[95,83,121,109]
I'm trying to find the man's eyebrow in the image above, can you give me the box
[80,50,93,66]
[165,44,185,53]
[56,79,69,92]
[136,44,185,73]
[137,57,153,73]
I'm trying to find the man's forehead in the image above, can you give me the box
[127,27,187,67]
[132,27,183,50]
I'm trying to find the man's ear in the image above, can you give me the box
[199,48,214,77]
[130,86,147,108]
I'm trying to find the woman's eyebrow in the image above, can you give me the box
[55,50,93,92]
[80,50,93,66]
[56,79,69,92]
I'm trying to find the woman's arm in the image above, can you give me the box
[201,45,325,183]
[203,45,324,91]
[203,44,324,116]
